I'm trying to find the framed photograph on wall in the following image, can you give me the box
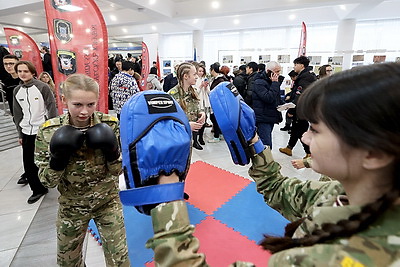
[352,55,364,62]
[240,56,252,65]
[223,55,233,64]
[259,55,271,63]
[331,56,343,66]
[309,56,321,65]
[163,60,171,68]
[277,55,290,63]
[373,55,386,63]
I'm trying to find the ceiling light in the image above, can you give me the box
[233,19,240,25]
[122,28,128,33]
[99,38,103,42]
[340,5,346,10]
[58,5,83,12]
[129,43,133,47]
[16,27,23,31]
[211,1,220,9]
[151,25,157,31]
[23,18,31,24]
[85,28,91,33]
[149,0,156,4]
[77,19,83,25]
[110,15,117,21]
[289,14,296,20]
[112,43,117,47]
[193,19,199,24]
[110,4,115,8]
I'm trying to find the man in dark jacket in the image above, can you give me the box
[233,65,247,98]
[244,61,258,107]
[252,61,284,148]
[279,56,317,158]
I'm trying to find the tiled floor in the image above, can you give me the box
[0,117,320,267]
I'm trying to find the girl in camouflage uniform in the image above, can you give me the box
[145,63,400,266]
[35,74,130,267]
[168,62,205,150]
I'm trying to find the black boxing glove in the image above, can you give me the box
[49,125,85,171]
[86,123,120,162]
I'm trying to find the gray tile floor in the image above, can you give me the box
[0,119,320,267]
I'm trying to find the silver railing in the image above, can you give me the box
[0,81,10,116]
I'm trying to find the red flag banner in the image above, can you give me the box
[139,42,150,91]
[4,27,43,75]
[298,22,307,57]
[44,0,108,113]
[156,48,161,78]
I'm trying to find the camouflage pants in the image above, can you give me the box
[56,196,130,267]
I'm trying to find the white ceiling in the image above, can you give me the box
[0,0,399,46]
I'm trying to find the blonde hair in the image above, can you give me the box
[62,74,99,99]
[38,72,55,92]
[176,62,199,111]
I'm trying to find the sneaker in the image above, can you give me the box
[17,175,29,185]
[279,147,293,156]
[208,137,220,143]
[303,154,311,159]
[27,189,48,204]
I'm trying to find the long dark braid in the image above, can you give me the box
[261,63,400,253]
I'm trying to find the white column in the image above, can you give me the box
[193,30,204,62]
[335,19,356,70]
[142,33,160,65]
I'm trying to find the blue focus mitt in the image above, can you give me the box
[210,82,265,165]
[119,91,192,215]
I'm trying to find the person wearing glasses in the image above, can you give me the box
[318,64,333,79]
[2,55,20,117]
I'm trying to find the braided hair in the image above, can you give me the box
[260,63,400,253]
[175,62,199,112]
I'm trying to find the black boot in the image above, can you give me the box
[192,132,203,150]
[198,124,206,145]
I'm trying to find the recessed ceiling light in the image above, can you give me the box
[85,28,91,33]
[99,38,104,42]
[151,25,157,31]
[193,19,199,24]
[122,28,128,33]
[211,1,220,9]
[340,5,346,10]
[110,4,115,8]
[129,43,133,47]
[23,18,31,24]
[77,19,83,25]
[233,19,240,25]
[149,0,156,5]
[110,15,117,21]
[289,14,296,20]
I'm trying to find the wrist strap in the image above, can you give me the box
[119,182,184,206]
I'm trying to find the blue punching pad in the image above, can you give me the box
[119,90,192,214]
[210,82,264,165]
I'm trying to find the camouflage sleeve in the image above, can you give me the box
[268,237,399,267]
[146,201,209,266]
[34,126,64,188]
[303,157,312,168]
[105,119,122,176]
[248,148,343,222]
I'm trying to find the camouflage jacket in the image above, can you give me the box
[35,112,122,203]
[168,84,203,122]
[146,148,400,266]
